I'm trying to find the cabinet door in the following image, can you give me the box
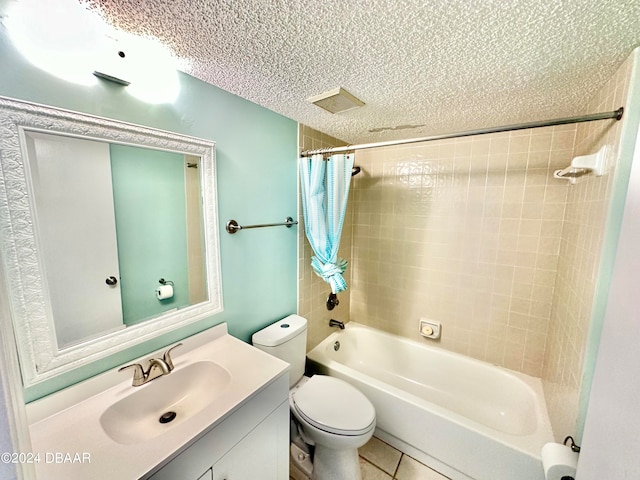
[197,468,213,480]
[212,406,285,480]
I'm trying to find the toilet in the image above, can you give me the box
[252,314,376,480]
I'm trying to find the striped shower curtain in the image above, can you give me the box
[299,153,354,294]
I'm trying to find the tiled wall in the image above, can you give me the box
[349,127,575,377]
[542,55,634,440]
[297,55,635,441]
[297,125,352,350]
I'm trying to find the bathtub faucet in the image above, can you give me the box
[329,319,345,330]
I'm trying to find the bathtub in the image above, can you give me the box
[306,322,553,480]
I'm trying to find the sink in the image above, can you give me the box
[100,361,232,444]
[28,324,291,480]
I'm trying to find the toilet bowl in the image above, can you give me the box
[252,315,376,480]
[291,375,375,479]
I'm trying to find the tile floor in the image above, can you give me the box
[291,436,450,480]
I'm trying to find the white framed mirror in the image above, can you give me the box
[0,96,223,386]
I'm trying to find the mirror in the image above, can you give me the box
[0,96,223,386]
[25,133,207,348]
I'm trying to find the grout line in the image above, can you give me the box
[392,453,403,479]
[360,456,394,479]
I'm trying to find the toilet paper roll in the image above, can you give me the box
[541,442,578,480]
[156,284,174,300]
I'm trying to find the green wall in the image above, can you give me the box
[0,21,299,401]
[110,144,190,325]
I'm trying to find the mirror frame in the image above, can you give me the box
[0,96,223,386]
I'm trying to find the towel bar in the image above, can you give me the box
[226,216,298,234]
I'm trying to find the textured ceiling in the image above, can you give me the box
[82,0,640,144]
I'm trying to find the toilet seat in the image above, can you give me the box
[291,375,375,436]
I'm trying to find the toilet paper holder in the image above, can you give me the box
[156,278,175,301]
[563,436,581,453]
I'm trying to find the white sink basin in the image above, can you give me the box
[28,324,290,480]
[100,360,232,444]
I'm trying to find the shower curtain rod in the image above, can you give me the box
[300,107,624,157]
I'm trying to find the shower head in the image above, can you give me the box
[352,166,361,176]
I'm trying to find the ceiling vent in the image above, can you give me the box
[307,87,364,114]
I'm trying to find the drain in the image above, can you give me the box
[159,411,177,424]
[334,341,340,351]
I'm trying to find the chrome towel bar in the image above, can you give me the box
[226,216,298,234]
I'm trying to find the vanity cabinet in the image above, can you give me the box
[197,469,213,480]
[210,406,284,480]
[146,374,289,480]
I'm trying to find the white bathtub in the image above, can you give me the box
[306,322,553,480]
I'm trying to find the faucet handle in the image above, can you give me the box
[163,342,183,371]
[118,363,146,386]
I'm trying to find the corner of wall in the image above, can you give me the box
[542,46,640,442]
[575,46,640,440]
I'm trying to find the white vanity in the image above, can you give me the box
[26,323,290,479]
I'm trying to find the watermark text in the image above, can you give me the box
[1,452,91,464]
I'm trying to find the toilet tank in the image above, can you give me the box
[252,314,307,388]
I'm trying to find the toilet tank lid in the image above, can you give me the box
[252,314,307,347]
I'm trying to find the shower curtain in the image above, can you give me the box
[299,153,354,294]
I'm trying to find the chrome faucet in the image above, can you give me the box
[119,343,183,387]
[329,319,345,329]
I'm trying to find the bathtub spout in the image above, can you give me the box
[329,319,345,329]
